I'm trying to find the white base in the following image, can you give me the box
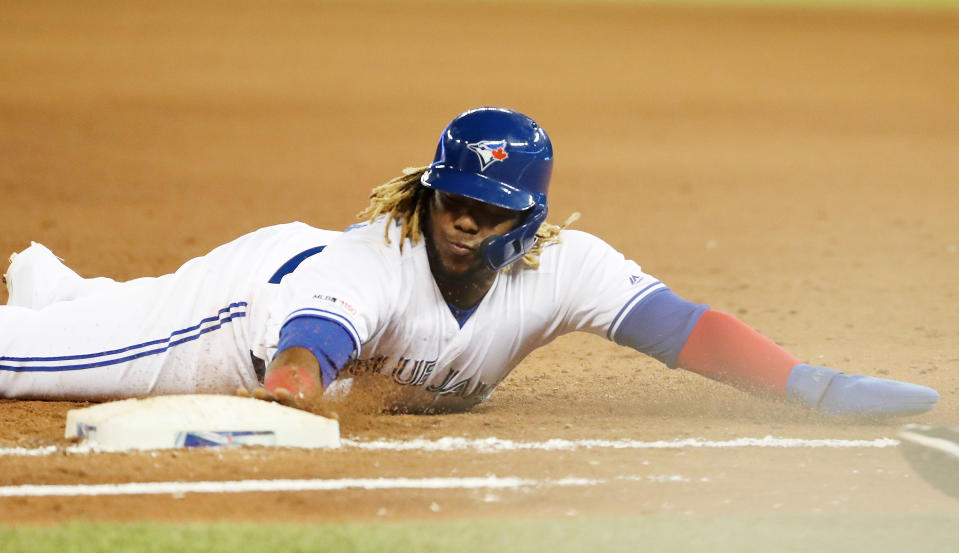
[64,394,340,450]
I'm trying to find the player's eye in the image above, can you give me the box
[437,192,468,211]
[436,191,519,227]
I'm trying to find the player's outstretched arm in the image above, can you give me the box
[239,347,323,411]
[237,316,356,413]
[676,309,939,418]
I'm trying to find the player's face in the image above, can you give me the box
[427,191,522,275]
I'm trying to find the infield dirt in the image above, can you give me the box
[1,0,958,524]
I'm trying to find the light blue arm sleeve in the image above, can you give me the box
[610,288,709,369]
[277,316,356,389]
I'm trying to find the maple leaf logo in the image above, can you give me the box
[467,140,509,171]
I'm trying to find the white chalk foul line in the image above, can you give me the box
[0,476,610,498]
[0,436,894,498]
[0,436,899,457]
[0,445,61,457]
[340,436,901,452]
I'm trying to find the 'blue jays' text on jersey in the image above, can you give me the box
[262,218,705,412]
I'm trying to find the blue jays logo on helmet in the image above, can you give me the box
[420,107,554,271]
[466,140,509,171]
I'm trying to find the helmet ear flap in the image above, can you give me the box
[481,202,548,270]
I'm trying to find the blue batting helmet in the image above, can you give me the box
[420,107,553,270]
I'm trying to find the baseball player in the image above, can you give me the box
[0,107,940,418]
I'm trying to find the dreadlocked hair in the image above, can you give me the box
[356,166,432,248]
[521,210,580,269]
[356,166,581,270]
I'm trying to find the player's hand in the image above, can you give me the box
[236,364,337,419]
[818,373,939,417]
[235,385,309,410]
[786,364,939,418]
[235,385,339,420]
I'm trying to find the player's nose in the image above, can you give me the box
[452,212,479,234]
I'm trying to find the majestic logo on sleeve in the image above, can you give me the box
[467,140,509,171]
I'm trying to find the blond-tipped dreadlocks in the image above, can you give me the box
[355,166,432,250]
[355,167,579,270]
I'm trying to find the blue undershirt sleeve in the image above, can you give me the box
[611,288,709,369]
[277,316,357,388]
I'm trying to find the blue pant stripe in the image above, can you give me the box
[0,302,247,363]
[1,305,247,373]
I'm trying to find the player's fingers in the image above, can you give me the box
[253,385,334,417]
[235,387,251,398]
[273,387,302,409]
[251,387,277,402]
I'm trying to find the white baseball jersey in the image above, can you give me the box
[0,219,666,410]
[261,217,664,412]
[0,223,340,400]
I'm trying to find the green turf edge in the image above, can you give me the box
[3,514,959,553]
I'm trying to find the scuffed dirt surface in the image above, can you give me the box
[1,0,958,524]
